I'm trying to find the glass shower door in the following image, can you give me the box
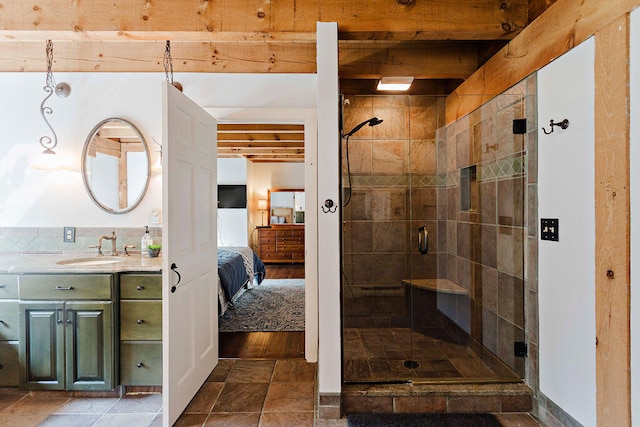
[341,91,529,384]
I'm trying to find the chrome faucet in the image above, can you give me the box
[90,231,118,256]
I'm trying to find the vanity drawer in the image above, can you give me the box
[120,274,162,300]
[0,301,19,341]
[0,342,19,387]
[0,275,18,299]
[121,301,162,341]
[120,342,162,386]
[19,275,112,300]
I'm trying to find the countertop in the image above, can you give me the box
[0,253,163,274]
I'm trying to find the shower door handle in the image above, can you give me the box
[418,226,428,255]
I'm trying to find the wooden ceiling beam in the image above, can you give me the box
[0,40,479,77]
[0,0,527,42]
[0,40,317,73]
[339,42,478,80]
[218,133,305,142]
[218,124,304,131]
[217,141,304,148]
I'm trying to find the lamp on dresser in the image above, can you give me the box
[257,198,268,226]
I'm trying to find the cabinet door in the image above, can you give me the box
[20,303,65,390]
[0,342,19,386]
[65,301,114,391]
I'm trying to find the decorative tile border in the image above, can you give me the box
[0,227,162,254]
[349,154,526,189]
[477,155,527,182]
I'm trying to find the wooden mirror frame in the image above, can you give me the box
[267,188,305,226]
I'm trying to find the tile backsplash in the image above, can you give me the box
[0,227,162,254]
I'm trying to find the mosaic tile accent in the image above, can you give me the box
[351,174,448,188]
[477,155,527,182]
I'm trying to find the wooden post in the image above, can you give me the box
[594,14,631,427]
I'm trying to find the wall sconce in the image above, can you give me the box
[40,40,71,155]
[257,199,268,226]
[376,76,414,92]
[151,137,162,172]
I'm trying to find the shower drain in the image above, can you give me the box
[403,360,420,369]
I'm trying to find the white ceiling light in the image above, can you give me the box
[377,76,414,91]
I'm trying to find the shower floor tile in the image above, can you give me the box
[343,326,520,383]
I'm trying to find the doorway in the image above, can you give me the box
[207,111,318,363]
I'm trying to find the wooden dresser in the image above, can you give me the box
[258,225,305,263]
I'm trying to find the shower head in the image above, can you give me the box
[344,117,384,138]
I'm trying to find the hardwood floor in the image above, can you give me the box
[264,262,305,279]
[219,332,305,359]
[219,263,305,359]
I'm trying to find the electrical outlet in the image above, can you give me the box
[63,226,76,243]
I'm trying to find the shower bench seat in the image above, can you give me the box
[401,278,469,295]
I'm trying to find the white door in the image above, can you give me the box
[162,82,218,426]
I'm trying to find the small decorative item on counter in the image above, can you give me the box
[141,226,153,258]
[147,244,161,258]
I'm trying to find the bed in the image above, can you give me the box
[218,246,266,315]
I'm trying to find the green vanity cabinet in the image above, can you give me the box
[119,273,162,386]
[0,275,19,386]
[18,275,115,391]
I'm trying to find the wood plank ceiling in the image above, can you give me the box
[0,0,556,162]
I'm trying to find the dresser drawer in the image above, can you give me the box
[0,275,18,299]
[120,342,162,386]
[19,275,112,300]
[259,236,276,246]
[259,229,276,238]
[121,301,162,340]
[120,274,162,300]
[0,342,19,387]
[0,301,19,341]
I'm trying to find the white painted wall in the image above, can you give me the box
[0,72,316,228]
[218,158,247,185]
[316,22,342,395]
[217,158,248,246]
[630,8,640,425]
[537,37,596,427]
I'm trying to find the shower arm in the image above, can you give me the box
[342,117,384,207]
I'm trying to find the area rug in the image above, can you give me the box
[218,279,305,332]
[347,413,501,427]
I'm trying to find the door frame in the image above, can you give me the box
[206,107,318,362]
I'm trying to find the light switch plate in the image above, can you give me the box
[63,226,76,243]
[540,218,559,241]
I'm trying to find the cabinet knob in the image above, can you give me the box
[137,319,144,324]
[0,320,5,325]
[137,286,144,291]
[0,285,5,289]
[137,363,144,368]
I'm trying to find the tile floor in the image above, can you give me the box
[343,327,520,383]
[0,358,541,426]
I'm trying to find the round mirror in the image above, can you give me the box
[82,118,150,214]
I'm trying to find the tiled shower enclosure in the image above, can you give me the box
[341,80,536,384]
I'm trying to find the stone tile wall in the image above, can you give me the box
[0,226,162,255]
[341,80,537,380]
[342,95,445,329]
[438,78,536,378]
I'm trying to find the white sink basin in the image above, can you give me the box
[57,257,127,266]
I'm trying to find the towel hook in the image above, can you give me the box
[542,119,569,135]
[321,199,337,214]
